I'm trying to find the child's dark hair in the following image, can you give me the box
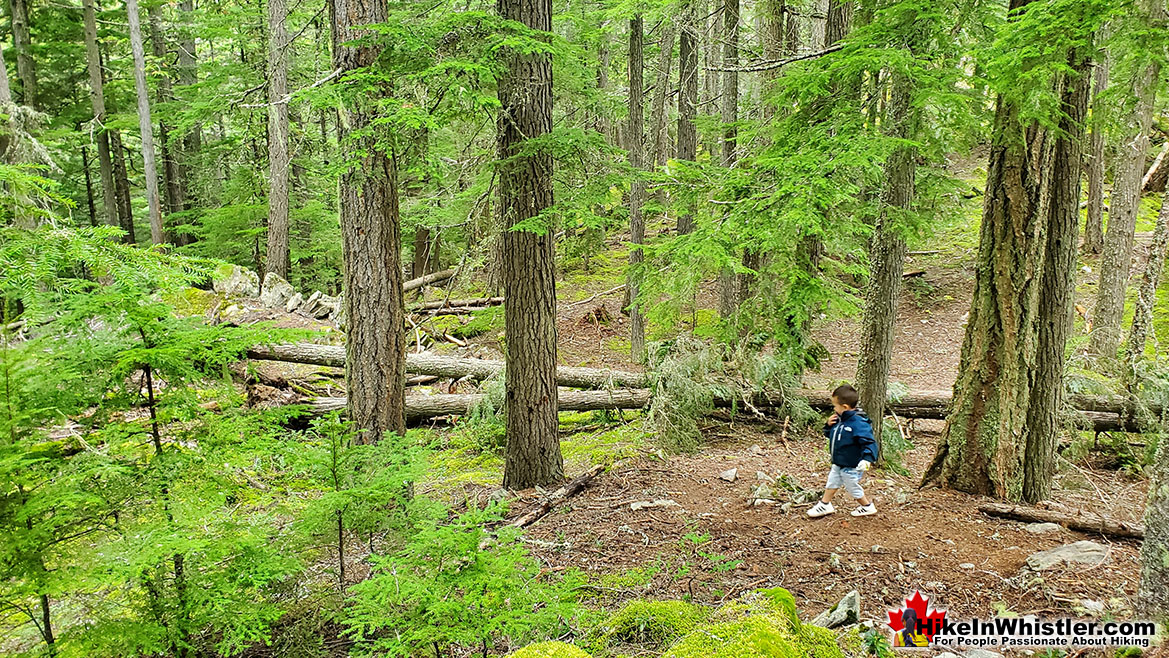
[831,384,860,408]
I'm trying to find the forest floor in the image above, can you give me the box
[240,155,1163,639]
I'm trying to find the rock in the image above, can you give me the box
[316,294,341,319]
[285,292,304,313]
[959,562,975,569]
[756,471,775,483]
[750,483,777,502]
[936,652,963,658]
[1025,541,1109,571]
[752,499,776,506]
[630,499,680,511]
[750,444,764,455]
[1023,522,1062,534]
[810,589,860,628]
[299,291,324,317]
[259,272,295,309]
[719,468,738,482]
[1079,599,1105,615]
[212,264,260,298]
[964,650,1004,658]
[828,553,842,570]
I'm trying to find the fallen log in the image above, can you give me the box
[404,268,456,293]
[510,464,605,527]
[414,297,504,311]
[978,502,1144,540]
[1142,141,1169,193]
[309,388,654,418]
[247,343,650,389]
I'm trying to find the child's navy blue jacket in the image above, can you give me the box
[823,408,879,468]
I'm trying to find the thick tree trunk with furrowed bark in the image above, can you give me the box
[497,0,562,489]
[702,0,719,161]
[856,70,914,452]
[628,17,647,363]
[330,0,407,442]
[110,128,136,243]
[83,0,119,229]
[1083,55,1108,255]
[1140,435,1169,623]
[126,0,165,245]
[649,20,676,169]
[266,0,291,279]
[147,3,182,222]
[1022,54,1089,503]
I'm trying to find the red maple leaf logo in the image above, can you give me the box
[888,591,948,641]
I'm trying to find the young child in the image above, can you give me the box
[806,384,879,518]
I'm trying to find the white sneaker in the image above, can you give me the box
[851,503,877,517]
[807,501,835,518]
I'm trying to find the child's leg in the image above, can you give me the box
[842,468,872,506]
[821,488,839,503]
[823,465,844,503]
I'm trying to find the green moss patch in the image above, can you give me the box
[508,641,592,657]
[602,600,709,647]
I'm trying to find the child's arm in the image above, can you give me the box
[858,423,879,464]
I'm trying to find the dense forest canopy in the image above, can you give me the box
[4,0,1169,653]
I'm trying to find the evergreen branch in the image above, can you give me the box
[705,44,842,72]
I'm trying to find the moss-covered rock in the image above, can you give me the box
[661,590,847,658]
[603,599,709,647]
[508,640,592,657]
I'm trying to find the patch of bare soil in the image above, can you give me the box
[510,424,1146,623]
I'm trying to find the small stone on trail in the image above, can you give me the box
[756,471,774,483]
[750,444,764,455]
[1025,541,1109,571]
[964,649,1005,658]
[809,589,860,628]
[959,563,975,569]
[1023,522,1062,534]
[719,468,738,482]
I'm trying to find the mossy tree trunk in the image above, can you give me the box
[628,16,647,362]
[924,3,1088,502]
[329,0,407,442]
[1126,185,1169,367]
[497,0,562,489]
[1139,433,1169,623]
[1083,53,1108,255]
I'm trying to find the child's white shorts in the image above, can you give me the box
[826,464,865,499]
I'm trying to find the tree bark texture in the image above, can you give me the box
[676,3,698,235]
[921,0,1060,501]
[266,0,292,279]
[628,17,647,363]
[1139,432,1169,622]
[1021,54,1089,503]
[330,0,407,441]
[701,0,719,160]
[126,0,165,245]
[649,20,676,168]
[1090,9,1160,360]
[717,0,740,317]
[855,70,914,452]
[1083,56,1108,255]
[497,0,561,489]
[10,0,37,108]
[1127,185,1169,366]
[83,0,119,229]
[110,129,136,243]
[147,3,182,221]
[824,0,852,47]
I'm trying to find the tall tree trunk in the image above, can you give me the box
[717,0,740,318]
[413,226,432,278]
[81,144,97,225]
[110,129,136,243]
[628,17,647,362]
[83,0,119,228]
[1140,432,1169,623]
[1090,6,1160,360]
[676,2,698,235]
[497,0,561,489]
[10,0,36,108]
[701,0,719,160]
[824,0,852,47]
[855,71,914,453]
[648,20,676,169]
[597,33,613,146]
[176,0,198,233]
[923,3,1086,502]
[126,0,165,245]
[0,39,11,106]
[1127,186,1169,367]
[265,0,291,279]
[1083,54,1108,255]
[329,0,407,442]
[147,3,182,221]
[1021,54,1090,503]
